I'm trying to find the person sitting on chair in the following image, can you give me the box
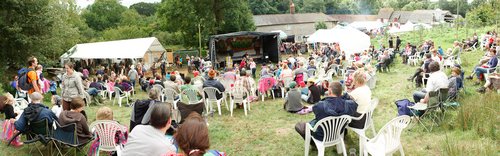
[123,103,176,156]
[203,70,225,100]
[301,78,321,104]
[58,97,92,143]
[412,61,449,104]
[14,92,58,133]
[284,82,307,113]
[294,82,356,140]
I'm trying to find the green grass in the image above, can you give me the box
[1,26,499,155]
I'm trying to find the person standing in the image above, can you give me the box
[249,58,257,78]
[128,65,139,87]
[26,57,42,94]
[395,36,402,52]
[61,62,85,111]
[388,36,394,49]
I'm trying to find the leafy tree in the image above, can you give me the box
[82,0,127,31]
[157,0,255,47]
[129,2,158,16]
[120,9,146,27]
[0,0,81,68]
[302,0,326,13]
[466,3,496,27]
[249,0,279,15]
[357,0,381,14]
[315,21,327,30]
[102,25,151,40]
[438,0,468,17]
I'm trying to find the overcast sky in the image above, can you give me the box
[76,0,161,8]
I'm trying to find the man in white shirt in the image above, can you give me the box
[123,103,176,156]
[412,61,449,103]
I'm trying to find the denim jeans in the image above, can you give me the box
[87,88,99,96]
[412,90,427,103]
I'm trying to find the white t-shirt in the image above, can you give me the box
[122,125,176,156]
[425,71,449,92]
[349,85,372,114]
[51,106,62,117]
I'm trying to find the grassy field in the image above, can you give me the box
[0,26,499,155]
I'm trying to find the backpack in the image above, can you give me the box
[18,68,34,91]
[395,99,415,116]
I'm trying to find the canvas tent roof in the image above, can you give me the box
[307,26,370,56]
[64,37,166,59]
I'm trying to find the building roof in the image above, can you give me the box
[330,14,379,23]
[378,8,394,19]
[389,11,413,23]
[407,12,434,24]
[253,13,336,26]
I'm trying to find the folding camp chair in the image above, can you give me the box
[408,88,448,132]
[8,119,52,155]
[51,121,92,156]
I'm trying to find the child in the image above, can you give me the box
[51,95,62,117]
[0,93,22,147]
[89,107,128,156]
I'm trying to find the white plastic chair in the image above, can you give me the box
[229,87,249,117]
[203,87,228,116]
[163,88,180,121]
[89,120,126,155]
[357,115,411,156]
[180,88,203,104]
[14,98,29,113]
[105,83,116,100]
[220,78,234,100]
[407,52,420,66]
[305,115,352,156]
[83,91,92,107]
[113,87,128,107]
[347,98,379,156]
[281,77,294,99]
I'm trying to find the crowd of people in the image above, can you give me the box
[0,29,499,155]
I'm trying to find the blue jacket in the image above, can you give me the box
[14,103,58,132]
[309,97,357,140]
[487,57,498,69]
[203,78,225,99]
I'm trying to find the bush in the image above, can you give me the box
[466,3,497,27]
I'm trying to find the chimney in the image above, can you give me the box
[290,1,295,14]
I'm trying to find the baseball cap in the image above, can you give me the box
[289,81,297,88]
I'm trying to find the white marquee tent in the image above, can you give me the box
[61,37,166,66]
[307,26,371,56]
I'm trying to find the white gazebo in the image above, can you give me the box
[61,37,166,66]
[308,26,371,56]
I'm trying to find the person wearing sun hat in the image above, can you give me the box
[284,81,306,113]
[202,70,225,100]
[301,78,321,104]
